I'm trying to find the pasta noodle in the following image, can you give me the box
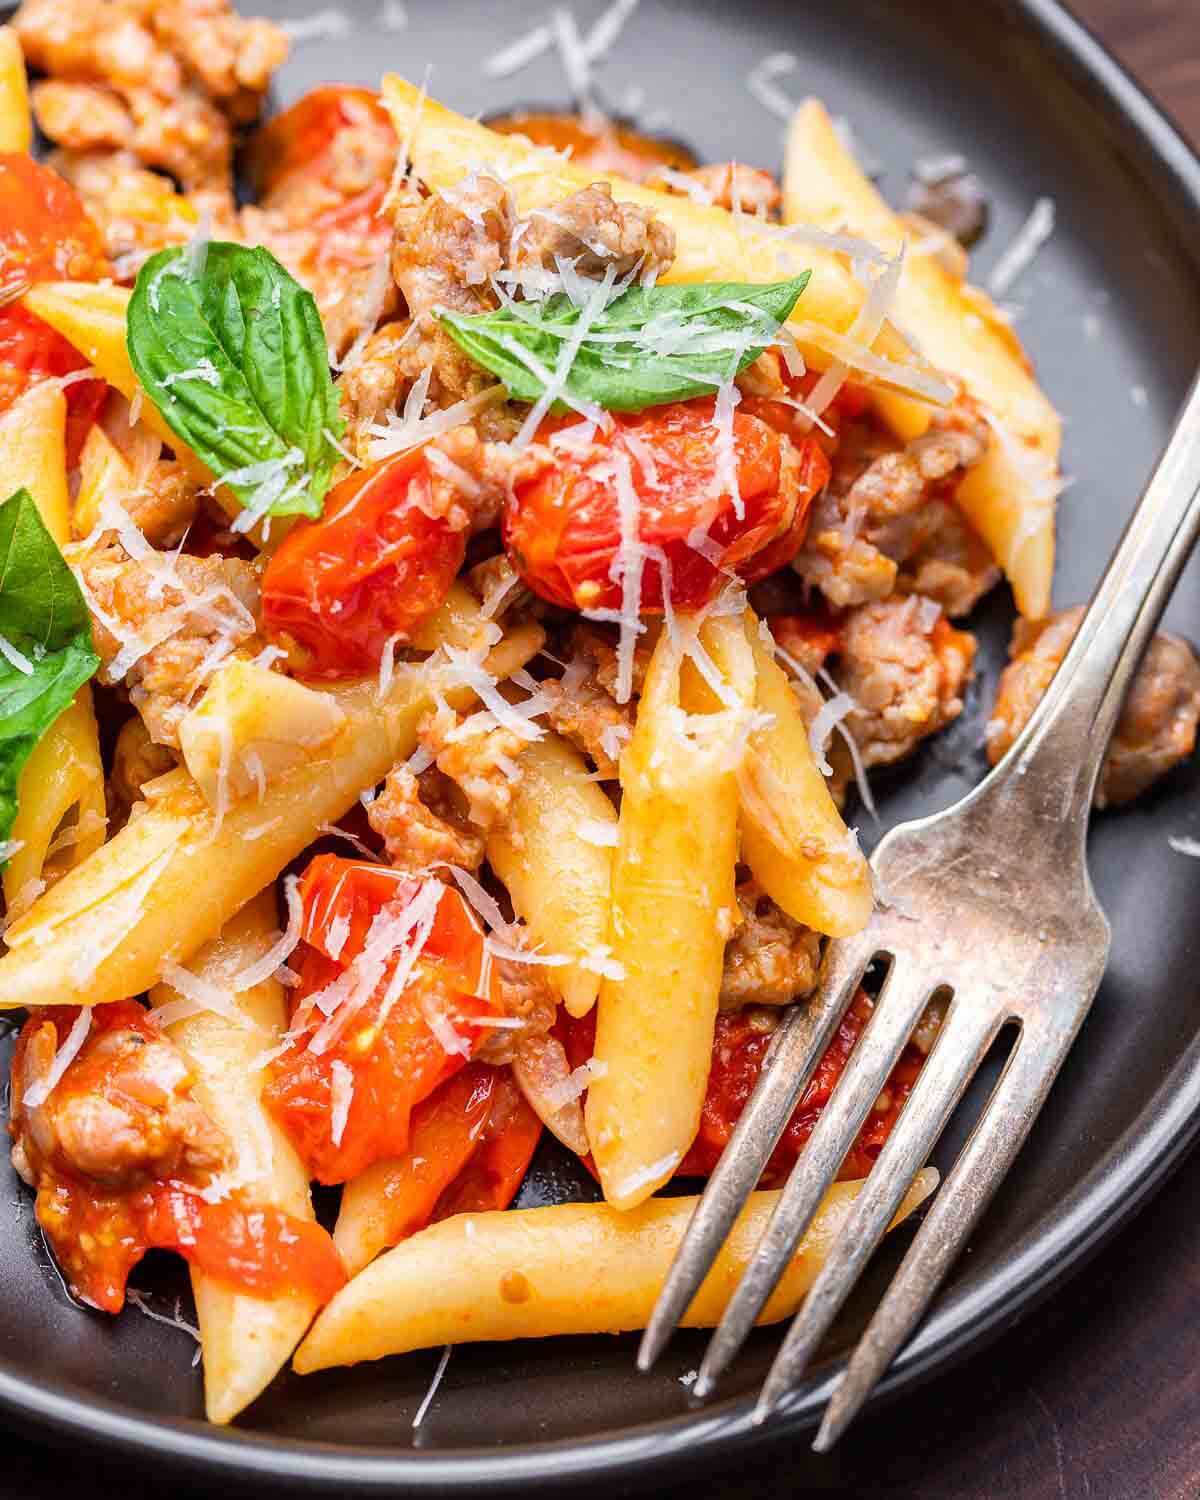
[294,1170,938,1371]
[0,621,543,1009]
[0,26,30,155]
[0,384,106,908]
[583,617,749,1210]
[781,99,1062,618]
[149,891,322,1424]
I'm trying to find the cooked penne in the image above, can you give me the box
[486,727,617,1018]
[0,622,542,1009]
[381,76,931,396]
[1,384,106,908]
[296,1170,937,1370]
[584,618,749,1210]
[0,27,30,155]
[781,98,1062,618]
[149,892,323,1425]
[740,614,873,936]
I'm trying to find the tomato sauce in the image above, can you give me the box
[12,1004,344,1314]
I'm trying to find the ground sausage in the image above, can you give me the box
[720,880,822,1010]
[511,182,675,282]
[987,606,1200,806]
[366,764,485,876]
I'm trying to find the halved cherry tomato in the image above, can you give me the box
[15,1003,344,1314]
[431,1068,543,1219]
[557,991,923,1188]
[244,85,396,200]
[262,450,466,678]
[504,399,829,614]
[263,857,499,1183]
[0,154,109,463]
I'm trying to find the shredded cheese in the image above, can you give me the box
[329,1059,355,1147]
[23,1007,92,1109]
[412,1345,453,1430]
[988,197,1056,298]
[0,634,34,674]
[745,51,798,121]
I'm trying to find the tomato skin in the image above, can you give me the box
[14,1003,344,1314]
[504,400,828,614]
[244,86,395,200]
[264,857,499,1184]
[431,1068,542,1219]
[262,450,466,678]
[0,155,109,461]
[556,991,921,1187]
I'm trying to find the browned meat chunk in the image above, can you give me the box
[681,162,781,218]
[16,0,287,191]
[720,881,821,1010]
[895,499,999,618]
[49,150,198,276]
[479,955,557,1067]
[107,715,178,829]
[338,321,413,427]
[76,543,261,748]
[511,183,675,282]
[366,765,485,876]
[794,403,991,612]
[11,1014,227,1193]
[418,707,529,831]
[536,625,641,777]
[838,596,975,767]
[986,606,1200,807]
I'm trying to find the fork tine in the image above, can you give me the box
[637,933,875,1372]
[811,1021,1074,1451]
[691,960,940,1398]
[753,995,1005,1425]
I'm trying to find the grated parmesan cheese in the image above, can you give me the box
[329,1059,354,1146]
[156,961,266,1031]
[0,634,34,674]
[808,691,857,777]
[66,850,173,983]
[745,51,798,121]
[23,1007,92,1109]
[280,7,351,41]
[1168,835,1200,858]
[412,1344,453,1430]
[125,1289,202,1365]
[988,197,1056,298]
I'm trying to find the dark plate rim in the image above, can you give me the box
[5,0,1200,1489]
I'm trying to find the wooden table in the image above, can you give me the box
[4,4,1198,1497]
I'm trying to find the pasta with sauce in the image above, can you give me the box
[1,0,1196,1427]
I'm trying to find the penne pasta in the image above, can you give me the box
[149,892,323,1425]
[380,76,930,396]
[0,26,30,156]
[295,1169,938,1371]
[0,621,543,1009]
[739,614,873,937]
[781,99,1062,618]
[584,619,748,1210]
[1,385,106,909]
[486,726,617,1018]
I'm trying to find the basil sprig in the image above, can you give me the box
[127,242,344,523]
[0,490,100,863]
[437,274,810,414]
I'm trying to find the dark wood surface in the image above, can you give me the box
[4,4,1199,1498]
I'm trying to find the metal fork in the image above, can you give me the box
[639,370,1200,1449]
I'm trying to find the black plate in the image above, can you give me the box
[3,0,1200,1489]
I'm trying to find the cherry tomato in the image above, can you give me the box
[262,450,467,678]
[0,154,109,463]
[244,85,395,200]
[740,367,872,452]
[504,399,829,614]
[431,1068,543,1219]
[556,992,922,1188]
[14,1003,344,1313]
[263,857,499,1183]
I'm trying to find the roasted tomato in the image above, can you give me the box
[557,990,922,1187]
[0,153,109,462]
[244,85,396,201]
[504,399,829,614]
[262,449,466,678]
[740,367,872,452]
[263,857,500,1183]
[13,1003,344,1314]
[431,1068,542,1219]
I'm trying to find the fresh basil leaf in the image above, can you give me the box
[436,275,810,414]
[127,242,344,523]
[0,490,100,862]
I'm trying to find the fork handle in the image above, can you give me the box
[987,371,1200,839]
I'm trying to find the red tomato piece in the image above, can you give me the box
[262,449,466,678]
[14,1003,345,1314]
[244,85,395,200]
[431,1068,543,1220]
[740,367,872,451]
[263,858,499,1183]
[503,399,829,614]
[0,154,109,462]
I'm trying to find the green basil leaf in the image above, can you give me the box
[127,242,344,523]
[0,490,100,862]
[436,274,811,414]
